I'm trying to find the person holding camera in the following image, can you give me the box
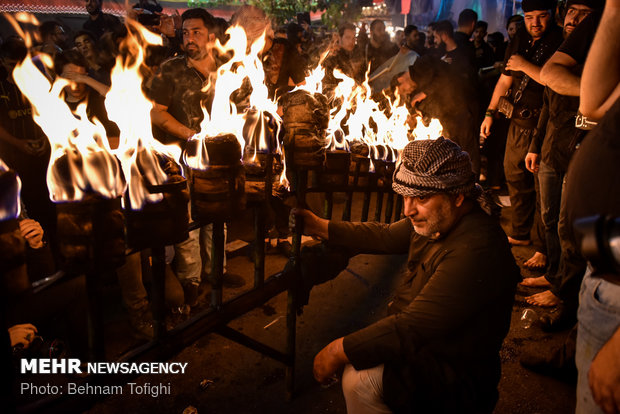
[480,0,563,250]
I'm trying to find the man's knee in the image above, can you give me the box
[342,364,391,413]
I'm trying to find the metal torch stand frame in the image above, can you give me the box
[18,158,401,413]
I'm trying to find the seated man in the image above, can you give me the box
[294,138,519,413]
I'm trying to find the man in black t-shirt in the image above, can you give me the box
[149,9,217,146]
[82,0,123,40]
[564,2,620,411]
[480,0,563,247]
[149,9,221,301]
[0,37,55,251]
[472,21,495,69]
[365,19,399,75]
[454,8,477,65]
[433,19,478,85]
[397,56,480,175]
[521,2,601,315]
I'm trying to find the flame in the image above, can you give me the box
[295,64,325,95]
[14,12,40,26]
[12,56,125,202]
[0,158,21,221]
[106,21,183,210]
[7,13,124,202]
[183,25,282,172]
[311,59,444,165]
[410,117,444,141]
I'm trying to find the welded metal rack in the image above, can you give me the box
[13,156,401,413]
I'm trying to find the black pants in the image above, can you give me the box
[482,117,509,188]
[503,121,536,240]
[549,177,586,308]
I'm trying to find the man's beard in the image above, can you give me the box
[410,202,455,238]
[563,24,576,38]
[529,25,544,36]
[185,44,203,60]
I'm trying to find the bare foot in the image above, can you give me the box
[524,251,547,269]
[508,236,531,246]
[520,275,552,287]
[525,290,561,307]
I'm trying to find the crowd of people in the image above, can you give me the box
[1,0,619,412]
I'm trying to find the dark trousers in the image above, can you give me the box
[539,161,564,278]
[551,176,587,308]
[482,116,508,188]
[531,173,546,254]
[504,121,536,240]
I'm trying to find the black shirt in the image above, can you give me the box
[557,11,601,64]
[565,97,620,253]
[529,87,582,173]
[474,41,495,69]
[83,13,123,40]
[444,44,478,84]
[0,67,53,234]
[502,25,564,113]
[149,56,213,144]
[529,11,601,173]
[0,68,44,145]
[454,30,476,63]
[365,40,400,75]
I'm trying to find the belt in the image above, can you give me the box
[514,106,540,120]
[575,112,598,130]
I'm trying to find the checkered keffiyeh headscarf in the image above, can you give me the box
[393,138,498,215]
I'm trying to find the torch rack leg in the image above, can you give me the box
[287,168,308,400]
[85,269,106,361]
[342,161,362,222]
[374,191,384,222]
[150,245,167,340]
[253,153,273,288]
[361,191,371,222]
[253,205,266,288]
[324,192,334,220]
[385,193,395,223]
[210,221,225,309]
[286,280,296,401]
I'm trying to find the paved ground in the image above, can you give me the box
[81,192,576,413]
